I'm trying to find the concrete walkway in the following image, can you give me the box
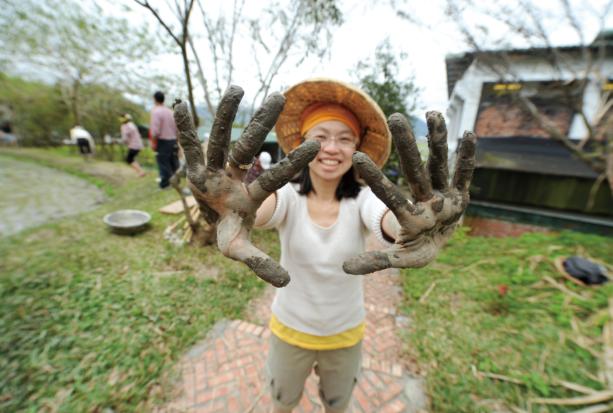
[0,155,106,236]
[160,238,429,413]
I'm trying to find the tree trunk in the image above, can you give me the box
[71,78,81,125]
[181,44,199,128]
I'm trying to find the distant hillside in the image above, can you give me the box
[196,104,252,128]
[409,116,428,139]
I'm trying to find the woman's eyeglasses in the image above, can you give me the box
[306,135,358,149]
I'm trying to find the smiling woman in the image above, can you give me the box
[174,77,477,412]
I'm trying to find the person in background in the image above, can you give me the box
[244,151,273,184]
[150,91,179,188]
[70,124,95,160]
[0,121,17,146]
[119,113,146,177]
[259,151,272,170]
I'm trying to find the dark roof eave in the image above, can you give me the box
[445,43,613,97]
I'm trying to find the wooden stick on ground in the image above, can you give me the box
[603,298,613,389]
[419,282,437,304]
[166,215,187,233]
[568,336,602,359]
[530,390,613,406]
[474,368,525,386]
[182,227,192,243]
[570,403,613,413]
[553,379,598,395]
[543,276,588,301]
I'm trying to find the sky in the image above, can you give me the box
[101,0,613,115]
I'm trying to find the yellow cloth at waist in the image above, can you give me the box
[269,314,364,350]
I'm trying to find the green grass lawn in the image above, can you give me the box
[0,148,276,412]
[400,228,613,413]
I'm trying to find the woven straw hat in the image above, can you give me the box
[275,78,391,167]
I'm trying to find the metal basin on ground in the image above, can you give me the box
[103,210,151,235]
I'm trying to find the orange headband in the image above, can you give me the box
[300,103,361,138]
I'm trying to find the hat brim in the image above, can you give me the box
[275,78,391,168]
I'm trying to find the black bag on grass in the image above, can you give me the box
[563,256,609,285]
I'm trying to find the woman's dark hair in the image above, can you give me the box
[297,166,362,200]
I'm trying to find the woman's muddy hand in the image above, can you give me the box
[174,86,319,287]
[344,112,477,274]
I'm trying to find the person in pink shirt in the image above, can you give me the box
[150,91,179,188]
[119,113,146,177]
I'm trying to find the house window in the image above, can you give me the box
[474,80,584,138]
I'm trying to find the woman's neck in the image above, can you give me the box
[309,170,340,202]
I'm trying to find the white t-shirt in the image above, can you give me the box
[70,126,94,147]
[261,183,391,336]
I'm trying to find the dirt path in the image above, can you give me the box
[160,237,429,413]
[0,156,107,236]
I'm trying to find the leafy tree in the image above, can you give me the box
[0,0,167,126]
[355,39,421,183]
[0,74,71,146]
[0,73,147,147]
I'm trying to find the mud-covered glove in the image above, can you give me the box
[173,86,319,287]
[344,112,476,274]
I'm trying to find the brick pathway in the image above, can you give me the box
[159,238,429,413]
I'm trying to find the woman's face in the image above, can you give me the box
[305,120,359,182]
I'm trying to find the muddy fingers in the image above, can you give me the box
[352,151,415,218]
[388,113,432,202]
[425,111,449,192]
[248,140,320,203]
[343,250,393,274]
[229,93,285,175]
[174,102,206,191]
[207,86,244,172]
[217,214,290,287]
[343,239,440,275]
[452,131,477,194]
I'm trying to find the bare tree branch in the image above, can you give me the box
[198,0,223,100]
[136,0,199,126]
[187,34,216,117]
[134,0,182,46]
[226,0,245,89]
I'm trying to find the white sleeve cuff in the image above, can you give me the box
[371,205,394,248]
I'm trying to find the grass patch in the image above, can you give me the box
[400,228,612,412]
[0,149,277,412]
